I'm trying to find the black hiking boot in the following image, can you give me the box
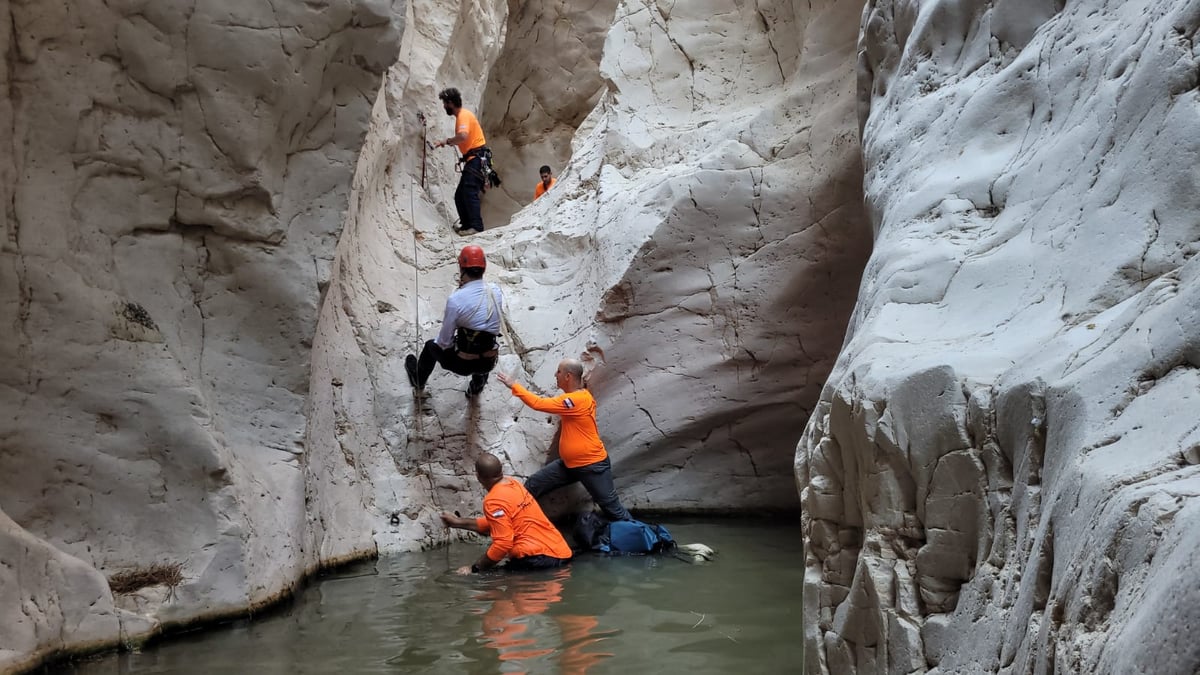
[465,373,487,398]
[405,354,422,391]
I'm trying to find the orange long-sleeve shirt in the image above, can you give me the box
[509,384,608,468]
[474,477,572,562]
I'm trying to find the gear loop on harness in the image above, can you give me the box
[457,146,500,189]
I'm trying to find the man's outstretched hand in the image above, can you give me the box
[495,371,516,388]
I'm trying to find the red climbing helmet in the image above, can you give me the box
[458,244,486,270]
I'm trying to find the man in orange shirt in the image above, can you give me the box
[533,165,555,201]
[434,87,488,233]
[496,360,633,522]
[442,453,573,573]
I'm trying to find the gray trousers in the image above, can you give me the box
[524,456,632,522]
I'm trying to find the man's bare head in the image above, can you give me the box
[474,453,503,484]
[554,359,585,391]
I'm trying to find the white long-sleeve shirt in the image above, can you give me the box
[436,279,504,349]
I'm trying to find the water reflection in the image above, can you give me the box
[467,567,613,674]
[48,519,803,675]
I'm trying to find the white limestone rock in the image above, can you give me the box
[578,0,872,511]
[798,0,1200,672]
[4,0,873,669]
[0,0,401,669]
[477,0,622,227]
[306,0,872,550]
[302,0,516,557]
[0,511,119,674]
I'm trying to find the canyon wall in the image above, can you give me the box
[2,0,871,670]
[10,0,1195,672]
[0,0,402,670]
[307,0,871,557]
[797,0,1200,672]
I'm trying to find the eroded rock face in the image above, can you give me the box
[477,0,621,226]
[798,0,1200,672]
[307,0,871,554]
[566,0,873,511]
[0,0,401,670]
[3,0,873,669]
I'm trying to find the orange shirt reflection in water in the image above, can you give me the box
[471,569,610,674]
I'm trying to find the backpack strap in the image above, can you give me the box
[471,282,498,326]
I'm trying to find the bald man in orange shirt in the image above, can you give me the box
[442,453,573,574]
[497,359,633,522]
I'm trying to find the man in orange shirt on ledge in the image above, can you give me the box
[442,453,573,574]
[496,359,633,522]
[433,87,488,234]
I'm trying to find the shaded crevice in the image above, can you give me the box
[5,2,18,254]
[755,4,785,82]
[1140,208,1161,284]
[649,3,695,112]
[731,437,760,476]
[624,372,666,439]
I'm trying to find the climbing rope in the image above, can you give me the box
[411,178,420,359]
[417,110,428,189]
[408,175,455,551]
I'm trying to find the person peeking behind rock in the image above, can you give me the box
[533,165,556,201]
[496,360,633,522]
[441,453,573,574]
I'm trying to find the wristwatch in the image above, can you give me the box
[470,563,480,573]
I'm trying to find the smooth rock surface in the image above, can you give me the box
[0,0,401,670]
[477,0,621,227]
[797,0,1200,672]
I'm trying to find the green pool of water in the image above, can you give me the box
[50,519,803,674]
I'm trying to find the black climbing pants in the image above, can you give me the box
[454,154,485,232]
[505,554,571,572]
[414,339,495,388]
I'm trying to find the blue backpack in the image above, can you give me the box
[570,512,676,555]
[600,519,675,555]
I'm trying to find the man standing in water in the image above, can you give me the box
[433,87,488,234]
[441,453,573,573]
[496,360,633,522]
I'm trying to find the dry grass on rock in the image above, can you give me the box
[108,563,184,595]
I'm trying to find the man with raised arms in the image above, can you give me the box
[496,360,633,522]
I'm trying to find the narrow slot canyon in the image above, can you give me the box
[4,0,1200,673]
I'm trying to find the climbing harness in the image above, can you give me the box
[453,282,500,359]
[457,146,502,190]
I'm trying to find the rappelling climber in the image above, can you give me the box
[405,244,503,398]
[440,453,573,574]
[495,359,633,522]
[533,165,556,201]
[433,87,489,234]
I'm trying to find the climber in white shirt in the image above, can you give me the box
[406,245,504,398]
